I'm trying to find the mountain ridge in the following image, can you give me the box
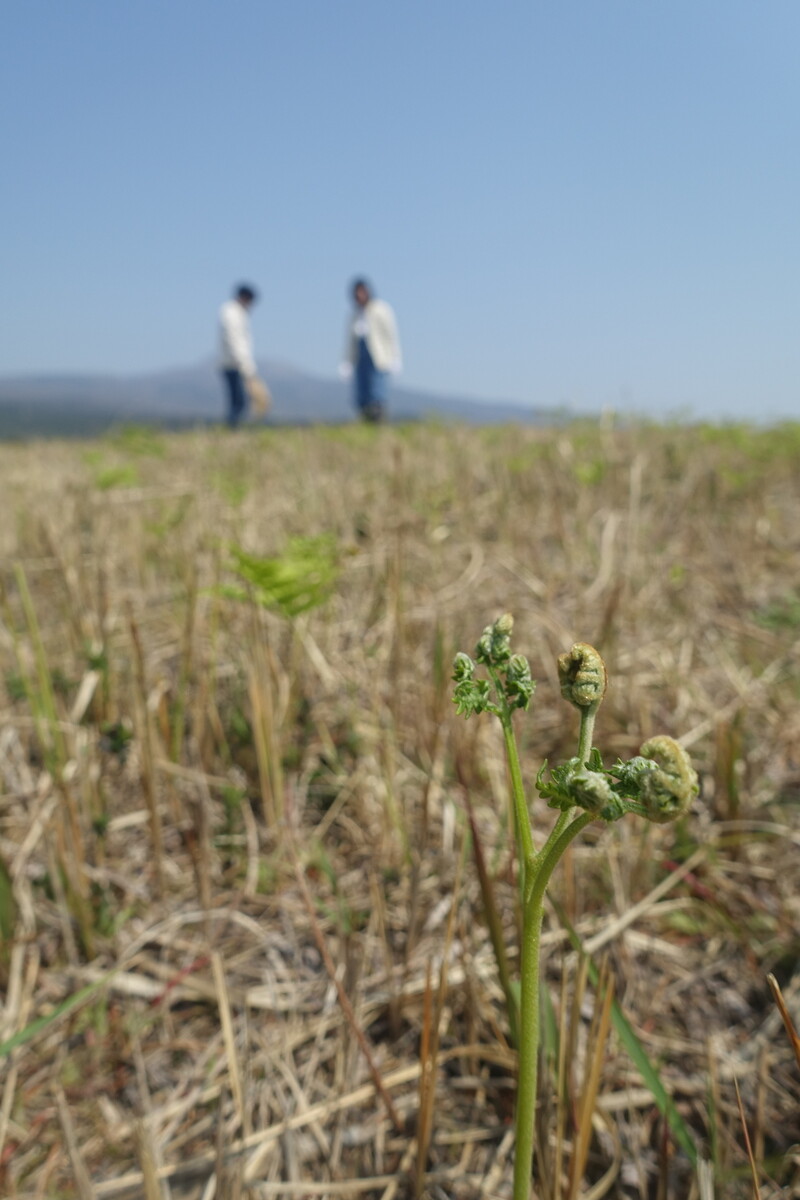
[0,359,561,437]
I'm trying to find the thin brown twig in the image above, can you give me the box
[292,855,403,1132]
[733,1075,761,1200]
[766,972,800,1073]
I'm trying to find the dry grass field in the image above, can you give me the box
[0,419,798,1199]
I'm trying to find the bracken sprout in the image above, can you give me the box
[453,615,698,1200]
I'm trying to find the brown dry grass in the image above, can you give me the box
[0,419,799,1199]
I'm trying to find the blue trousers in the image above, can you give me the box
[355,338,388,422]
[221,368,246,427]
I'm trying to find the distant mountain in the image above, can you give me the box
[0,360,560,438]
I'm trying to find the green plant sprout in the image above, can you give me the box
[223,536,339,619]
[453,614,699,1200]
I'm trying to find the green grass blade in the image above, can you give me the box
[0,970,116,1059]
[551,897,699,1166]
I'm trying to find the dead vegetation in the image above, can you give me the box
[0,419,799,1199]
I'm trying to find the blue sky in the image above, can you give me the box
[2,1,800,420]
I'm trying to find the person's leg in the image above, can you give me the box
[355,341,389,422]
[366,369,388,422]
[222,369,246,427]
[354,338,375,419]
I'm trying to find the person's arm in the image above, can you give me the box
[378,303,402,373]
[224,305,257,378]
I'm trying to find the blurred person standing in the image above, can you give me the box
[218,283,270,427]
[340,279,401,422]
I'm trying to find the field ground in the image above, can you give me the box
[0,419,799,1199]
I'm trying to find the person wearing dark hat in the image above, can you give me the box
[340,279,401,422]
[218,283,270,426]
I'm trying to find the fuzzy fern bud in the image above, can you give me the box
[452,652,476,683]
[637,736,699,823]
[475,613,514,667]
[504,653,535,710]
[453,615,536,720]
[557,642,607,710]
[568,766,616,814]
[452,652,493,718]
[537,755,625,820]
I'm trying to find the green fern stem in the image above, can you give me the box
[577,703,599,766]
[513,810,594,1200]
[499,710,536,892]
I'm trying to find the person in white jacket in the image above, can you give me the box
[218,283,266,427]
[341,279,401,422]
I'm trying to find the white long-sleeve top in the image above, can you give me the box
[218,299,256,377]
[344,298,401,373]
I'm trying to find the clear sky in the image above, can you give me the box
[2,1,800,420]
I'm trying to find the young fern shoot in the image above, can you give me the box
[453,615,699,1200]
